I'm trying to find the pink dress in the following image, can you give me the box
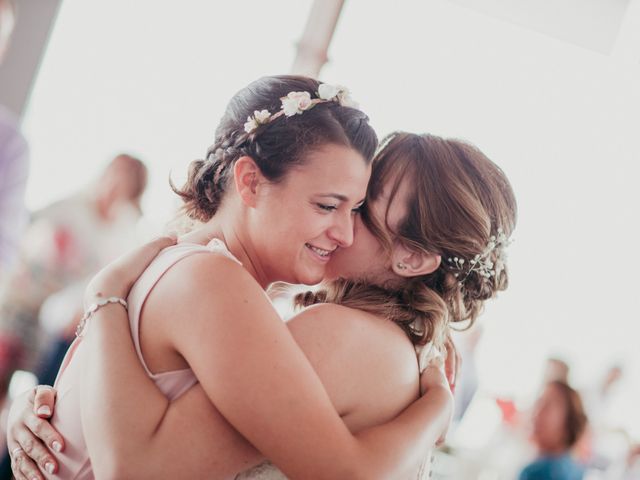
[47,239,240,479]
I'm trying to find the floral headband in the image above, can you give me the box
[243,83,359,134]
[447,228,512,286]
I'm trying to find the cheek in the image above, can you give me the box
[352,216,382,256]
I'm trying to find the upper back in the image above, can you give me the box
[286,302,421,432]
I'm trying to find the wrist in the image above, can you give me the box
[422,385,453,410]
[76,297,128,338]
[422,386,454,433]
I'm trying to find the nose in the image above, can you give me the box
[327,210,355,247]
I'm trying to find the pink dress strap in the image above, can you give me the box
[127,238,241,399]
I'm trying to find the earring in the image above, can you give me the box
[396,262,407,270]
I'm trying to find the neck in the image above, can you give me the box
[538,444,568,457]
[183,203,271,290]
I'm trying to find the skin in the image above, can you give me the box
[8,143,454,480]
[531,384,572,455]
[326,170,441,282]
[94,155,146,221]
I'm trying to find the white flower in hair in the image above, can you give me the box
[318,83,359,108]
[318,83,341,100]
[254,109,271,123]
[244,118,258,133]
[281,91,313,117]
[447,227,513,285]
[244,109,272,133]
[336,87,358,108]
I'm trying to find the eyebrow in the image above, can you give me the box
[317,193,348,202]
[317,194,366,205]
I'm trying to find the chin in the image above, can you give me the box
[323,267,339,281]
[325,259,355,281]
[295,271,324,286]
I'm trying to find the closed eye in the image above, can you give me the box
[351,201,365,214]
[317,203,338,212]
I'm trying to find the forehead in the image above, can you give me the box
[372,172,413,231]
[288,143,371,193]
[541,385,566,405]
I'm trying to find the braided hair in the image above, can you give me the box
[172,75,378,222]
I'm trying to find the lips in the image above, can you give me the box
[305,243,335,261]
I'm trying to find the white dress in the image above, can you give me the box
[235,343,442,479]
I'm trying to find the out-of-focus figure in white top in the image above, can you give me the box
[0,154,147,404]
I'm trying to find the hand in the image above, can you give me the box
[443,334,461,394]
[84,234,177,308]
[7,386,63,480]
[420,357,454,447]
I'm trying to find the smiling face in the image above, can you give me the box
[250,143,371,285]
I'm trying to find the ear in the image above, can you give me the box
[391,243,441,277]
[233,156,262,208]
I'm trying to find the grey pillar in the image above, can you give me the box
[0,0,62,120]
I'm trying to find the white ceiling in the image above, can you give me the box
[449,0,632,55]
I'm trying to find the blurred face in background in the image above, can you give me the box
[532,383,569,453]
[96,155,147,217]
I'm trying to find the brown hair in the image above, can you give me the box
[298,132,517,348]
[548,381,588,448]
[173,75,377,222]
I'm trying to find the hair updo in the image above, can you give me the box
[173,75,378,222]
[298,132,517,348]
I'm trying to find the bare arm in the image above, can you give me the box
[79,306,263,479]
[9,283,451,479]
[81,253,452,479]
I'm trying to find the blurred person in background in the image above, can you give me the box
[0,0,28,473]
[0,153,147,409]
[0,0,29,285]
[494,356,571,433]
[544,357,571,384]
[579,364,628,475]
[621,444,640,480]
[519,380,588,480]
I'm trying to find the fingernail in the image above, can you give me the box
[46,462,55,473]
[37,405,51,416]
[52,441,62,452]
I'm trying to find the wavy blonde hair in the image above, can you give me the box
[297,132,517,348]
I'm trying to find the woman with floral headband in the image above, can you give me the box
[8,75,459,480]
[9,127,516,479]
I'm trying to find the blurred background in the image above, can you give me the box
[1,0,639,478]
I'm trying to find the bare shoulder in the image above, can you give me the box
[152,249,262,309]
[138,249,270,371]
[287,303,421,430]
[289,303,418,369]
